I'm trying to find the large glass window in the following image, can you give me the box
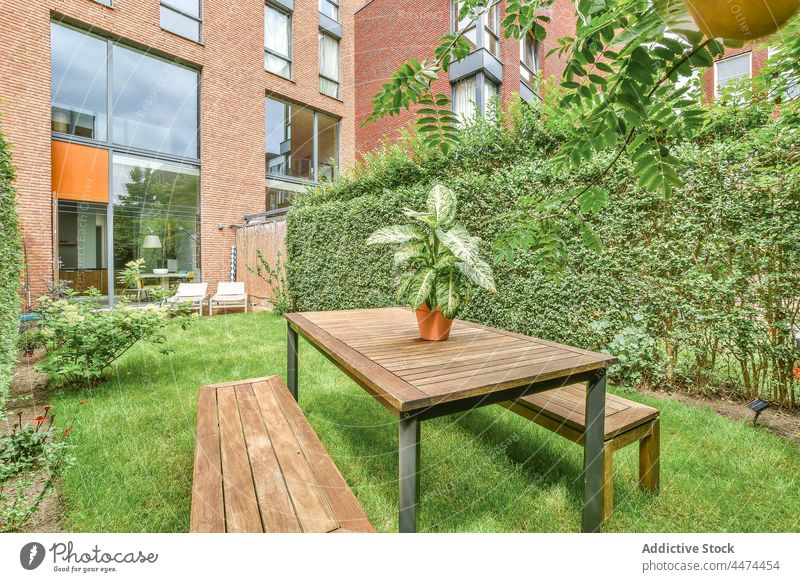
[266,98,314,180]
[160,0,202,42]
[453,76,477,122]
[112,44,199,158]
[319,33,340,98]
[266,179,305,212]
[520,31,538,88]
[265,3,292,79]
[112,154,200,299]
[485,3,499,57]
[51,22,201,304]
[453,74,497,123]
[714,53,751,97]
[454,2,478,50]
[265,97,339,210]
[317,113,339,181]
[51,24,108,140]
[319,0,339,21]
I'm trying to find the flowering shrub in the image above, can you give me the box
[34,292,193,387]
[0,404,81,531]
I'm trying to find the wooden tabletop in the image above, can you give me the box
[286,308,617,414]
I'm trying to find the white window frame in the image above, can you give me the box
[713,52,751,99]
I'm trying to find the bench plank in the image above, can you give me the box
[190,387,225,533]
[191,376,376,533]
[265,377,375,532]
[251,380,339,533]
[235,384,302,533]
[510,385,659,440]
[217,385,263,533]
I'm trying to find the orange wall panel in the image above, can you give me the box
[51,140,109,203]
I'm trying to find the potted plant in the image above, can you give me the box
[367,184,496,341]
[116,258,146,302]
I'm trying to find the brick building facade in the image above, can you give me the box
[703,44,771,101]
[354,0,577,154]
[0,0,356,302]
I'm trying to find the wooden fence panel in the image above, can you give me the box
[235,218,286,310]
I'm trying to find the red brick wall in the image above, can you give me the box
[0,0,356,299]
[354,0,577,155]
[354,0,451,154]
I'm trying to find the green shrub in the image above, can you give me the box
[0,126,22,415]
[287,99,800,406]
[34,293,193,387]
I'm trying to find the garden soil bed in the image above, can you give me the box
[642,387,800,446]
[2,350,65,533]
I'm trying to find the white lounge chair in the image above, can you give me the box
[209,282,248,315]
[167,283,208,315]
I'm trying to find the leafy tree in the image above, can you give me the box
[367,0,800,267]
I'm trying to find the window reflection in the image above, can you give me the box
[112,45,199,158]
[112,154,200,299]
[51,24,108,140]
[317,113,338,181]
[266,98,315,181]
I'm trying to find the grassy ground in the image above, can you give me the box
[52,311,800,532]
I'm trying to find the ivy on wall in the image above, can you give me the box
[0,125,22,414]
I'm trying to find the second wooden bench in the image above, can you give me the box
[501,383,660,523]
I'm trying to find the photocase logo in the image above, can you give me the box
[20,542,46,570]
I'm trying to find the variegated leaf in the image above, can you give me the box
[393,242,424,268]
[456,258,496,293]
[426,184,457,226]
[403,208,437,228]
[367,224,423,245]
[435,270,460,319]
[395,272,415,304]
[407,268,436,309]
[437,222,481,263]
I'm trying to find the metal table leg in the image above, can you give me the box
[399,414,420,533]
[582,369,606,532]
[287,322,298,401]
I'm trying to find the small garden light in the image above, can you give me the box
[746,398,769,426]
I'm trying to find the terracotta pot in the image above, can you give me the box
[415,304,454,341]
[684,0,798,40]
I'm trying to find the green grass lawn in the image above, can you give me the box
[52,311,800,532]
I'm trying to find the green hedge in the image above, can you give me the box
[0,125,22,414]
[286,100,800,404]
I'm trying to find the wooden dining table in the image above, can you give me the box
[285,307,617,533]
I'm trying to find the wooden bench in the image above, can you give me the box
[191,375,375,533]
[501,383,660,523]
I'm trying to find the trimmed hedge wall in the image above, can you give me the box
[286,109,637,349]
[0,126,22,413]
[286,102,800,403]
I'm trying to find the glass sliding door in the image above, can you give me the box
[56,201,109,297]
[112,154,200,301]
